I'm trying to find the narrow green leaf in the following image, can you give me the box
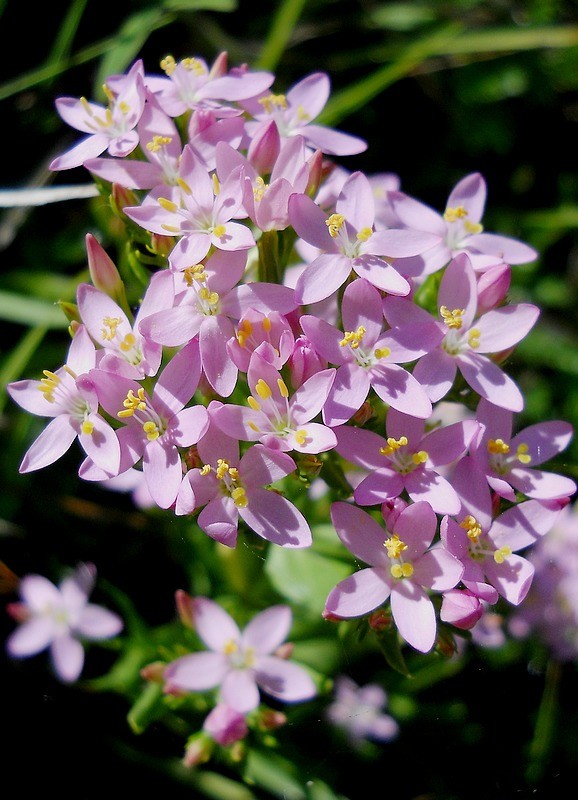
[0,290,68,328]
[244,750,306,800]
[127,681,166,734]
[163,0,237,11]
[254,0,309,71]
[0,326,47,413]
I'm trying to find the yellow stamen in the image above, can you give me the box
[183,264,206,286]
[212,173,221,196]
[374,347,391,359]
[262,316,272,332]
[294,430,308,446]
[440,305,465,329]
[493,546,512,564]
[325,213,345,238]
[384,534,407,559]
[143,421,160,441]
[101,316,121,341]
[81,420,94,435]
[444,205,468,223]
[390,562,414,579]
[231,487,248,507]
[212,224,226,238]
[160,55,177,75]
[339,326,366,349]
[460,515,482,543]
[182,57,206,75]
[200,464,211,476]
[255,378,272,400]
[412,450,429,465]
[379,436,408,457]
[277,378,289,398]
[464,220,483,234]
[120,333,136,352]
[296,104,310,122]
[253,175,267,201]
[223,639,238,655]
[158,197,178,212]
[176,177,192,195]
[516,443,532,465]
[468,328,480,349]
[258,93,287,113]
[488,438,510,455]
[146,135,172,153]
[356,227,373,242]
[38,370,60,402]
[248,396,261,412]
[118,387,147,418]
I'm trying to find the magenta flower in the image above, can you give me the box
[407,253,539,411]
[7,325,120,476]
[387,171,538,276]
[211,350,337,454]
[441,498,565,606]
[242,71,367,156]
[325,501,464,652]
[144,51,274,118]
[300,277,440,425]
[470,397,576,502]
[88,338,209,509]
[176,404,312,549]
[50,60,147,171]
[289,171,441,304]
[163,597,317,713]
[123,146,255,271]
[6,563,122,683]
[334,406,480,514]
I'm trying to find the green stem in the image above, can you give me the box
[254,0,309,72]
[525,658,562,786]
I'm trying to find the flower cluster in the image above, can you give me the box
[5,50,576,763]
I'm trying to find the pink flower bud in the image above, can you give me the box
[175,589,195,628]
[305,149,324,198]
[273,642,294,660]
[183,732,214,767]
[368,608,392,631]
[85,233,125,300]
[255,709,287,731]
[247,120,281,176]
[381,497,409,530]
[140,661,167,683]
[203,703,248,746]
[476,263,511,314]
[288,335,327,388]
[440,588,484,630]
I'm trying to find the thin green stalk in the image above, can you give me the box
[254,0,309,72]
[525,658,562,786]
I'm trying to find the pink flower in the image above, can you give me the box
[7,325,120,476]
[325,501,464,652]
[163,597,317,713]
[334,407,480,514]
[440,588,485,630]
[326,676,399,745]
[407,253,539,411]
[212,350,337,454]
[50,60,147,171]
[289,171,440,304]
[6,563,122,683]
[242,72,367,156]
[87,338,209,508]
[470,397,576,502]
[387,171,538,277]
[300,277,441,424]
[176,404,312,549]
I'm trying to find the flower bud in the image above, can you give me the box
[381,498,408,531]
[305,149,324,198]
[255,709,287,731]
[476,263,511,314]
[203,703,248,746]
[368,607,392,631]
[440,588,484,630]
[247,120,280,176]
[140,661,167,683]
[183,732,214,767]
[287,335,327,388]
[175,589,195,628]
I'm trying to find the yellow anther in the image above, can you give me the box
[325,213,345,238]
[412,450,429,465]
[262,316,272,332]
[199,287,220,306]
[258,93,287,113]
[253,175,267,201]
[81,420,94,435]
[146,135,172,153]
[38,370,60,402]
[120,333,136,352]
[444,205,468,223]
[356,227,373,242]
[255,378,272,400]
[379,436,409,457]
[161,224,180,233]
[212,224,226,238]
[294,430,308,446]
[228,467,239,480]
[212,173,221,196]
[339,326,366,349]
[231,487,248,507]
[101,316,121,341]
[516,443,532,465]
[143,421,160,441]
[223,639,238,655]
[160,55,177,75]
[464,220,483,235]
[493,546,512,564]
[390,562,414,579]
[102,84,115,104]
[118,101,130,115]
[158,197,178,213]
[182,57,206,75]
[296,104,310,122]
[374,347,391,360]
[384,534,408,559]
[248,396,261,412]
[216,459,230,479]
[440,305,465,330]
[248,421,260,432]
[176,177,192,195]
[200,464,211,476]
[468,328,481,349]
[118,387,147,418]
[460,515,482,543]
[80,97,92,115]
[277,378,289,398]
[183,264,206,286]
[488,438,510,455]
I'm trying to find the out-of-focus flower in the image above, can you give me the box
[326,676,399,745]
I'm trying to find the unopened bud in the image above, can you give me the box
[440,588,484,631]
[183,732,214,767]
[140,661,167,683]
[247,120,280,176]
[351,401,374,426]
[305,149,324,198]
[175,589,195,628]
[287,335,327,389]
[148,233,175,259]
[255,709,287,731]
[273,642,294,660]
[368,608,392,631]
[476,263,511,314]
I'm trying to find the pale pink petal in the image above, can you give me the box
[393,501,438,559]
[404,469,462,515]
[387,191,447,236]
[290,368,336,423]
[370,363,432,419]
[164,652,228,691]
[172,405,209,448]
[7,617,56,657]
[447,172,486,223]
[334,424,387,469]
[255,655,317,703]
[239,444,296,487]
[484,554,534,605]
[509,468,576,500]
[458,352,523,411]
[512,420,574,466]
[50,634,85,682]
[294,254,352,305]
[330,502,389,567]
[412,350,456,402]
[488,499,563,552]
[390,582,436,653]
[19,416,77,473]
[241,487,312,548]
[200,315,238,396]
[323,364,371,427]
[143,439,182,509]
[325,568,391,618]
[221,669,261,713]
[288,192,337,251]
[438,253,478,326]
[412,547,464,591]
[50,133,110,170]
[286,422,337,453]
[198,496,239,548]
[301,123,367,156]
[242,606,292,654]
[465,232,538,265]
[79,415,120,476]
[353,470,404,506]
[153,338,202,415]
[19,574,61,610]
[76,605,123,639]
[353,255,410,296]
[475,304,539,353]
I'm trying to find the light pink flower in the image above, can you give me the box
[163,597,317,713]
[325,501,464,652]
[7,325,120,476]
[326,675,399,745]
[6,563,122,683]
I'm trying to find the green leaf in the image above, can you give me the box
[0,290,68,328]
[163,0,237,11]
[374,626,412,677]
[127,681,166,734]
[0,326,47,413]
[264,546,351,614]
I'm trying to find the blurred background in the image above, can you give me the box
[1,0,578,797]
